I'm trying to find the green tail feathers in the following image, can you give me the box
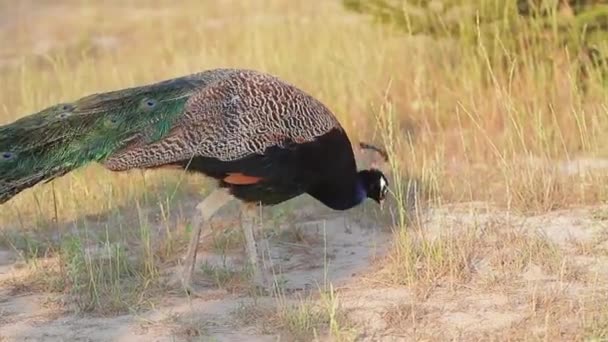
[0,74,206,204]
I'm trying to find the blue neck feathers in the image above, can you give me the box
[308,177,367,211]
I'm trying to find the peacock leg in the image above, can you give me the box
[172,188,233,292]
[241,202,269,289]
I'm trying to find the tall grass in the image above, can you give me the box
[2,0,608,223]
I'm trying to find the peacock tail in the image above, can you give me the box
[0,71,225,203]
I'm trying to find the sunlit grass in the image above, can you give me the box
[3,0,608,222]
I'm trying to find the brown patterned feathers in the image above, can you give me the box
[0,69,389,209]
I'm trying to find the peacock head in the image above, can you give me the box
[358,168,389,206]
[357,142,390,208]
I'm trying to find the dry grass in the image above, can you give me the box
[3,0,608,340]
[375,211,583,294]
[231,286,357,341]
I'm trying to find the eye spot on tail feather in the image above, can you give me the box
[223,173,263,185]
[1,152,15,161]
[141,98,158,110]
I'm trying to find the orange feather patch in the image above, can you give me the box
[223,173,264,185]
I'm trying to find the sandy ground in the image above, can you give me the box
[0,201,392,341]
[2,191,608,341]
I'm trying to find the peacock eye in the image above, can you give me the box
[142,98,157,109]
[1,152,15,160]
[57,103,74,119]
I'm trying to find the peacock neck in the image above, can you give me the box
[308,175,366,211]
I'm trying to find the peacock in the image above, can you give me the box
[0,68,389,291]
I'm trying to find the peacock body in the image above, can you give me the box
[0,68,387,210]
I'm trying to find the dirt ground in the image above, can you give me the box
[3,193,608,341]
[0,197,392,341]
